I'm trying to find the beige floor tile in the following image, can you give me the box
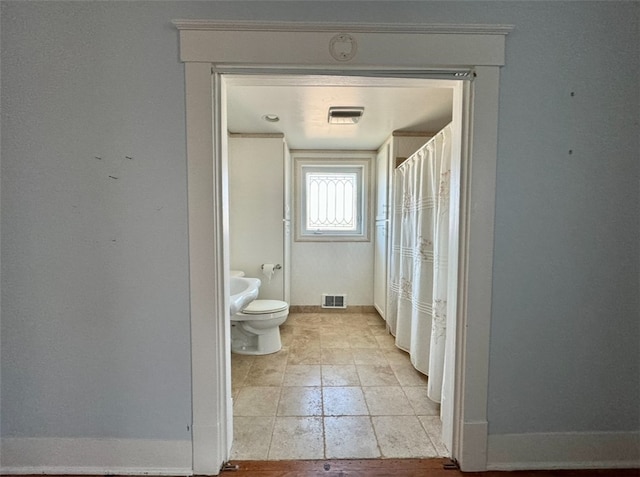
[244,350,288,385]
[320,348,354,365]
[374,332,397,348]
[284,313,304,323]
[286,314,319,328]
[366,314,385,326]
[283,364,321,386]
[381,347,411,364]
[231,354,255,389]
[362,386,414,415]
[295,314,325,326]
[280,327,295,348]
[319,331,352,349]
[418,415,450,456]
[231,353,256,370]
[246,365,285,386]
[280,334,294,349]
[349,333,380,349]
[320,315,344,327]
[277,386,322,416]
[323,386,369,416]
[231,368,250,391]
[403,386,440,415]
[345,321,374,330]
[390,361,429,386]
[280,325,295,337]
[319,324,346,334]
[291,321,323,334]
[287,345,322,365]
[343,324,372,333]
[373,415,438,458]
[351,348,387,365]
[321,364,360,386]
[231,312,447,461]
[255,349,289,367]
[369,323,388,335]
[324,416,380,459]
[230,416,274,460]
[268,417,324,459]
[356,364,401,386]
[234,386,281,416]
[340,314,371,327]
[280,323,295,334]
[291,329,321,345]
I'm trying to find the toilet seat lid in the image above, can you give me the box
[242,299,288,314]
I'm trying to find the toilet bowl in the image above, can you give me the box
[231,298,289,355]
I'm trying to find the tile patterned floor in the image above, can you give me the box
[230,311,449,460]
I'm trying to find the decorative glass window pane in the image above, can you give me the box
[305,172,358,232]
[295,155,371,242]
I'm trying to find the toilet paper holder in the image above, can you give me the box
[261,264,282,270]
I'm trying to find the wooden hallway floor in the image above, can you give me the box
[223,459,639,477]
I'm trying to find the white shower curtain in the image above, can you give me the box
[387,124,452,403]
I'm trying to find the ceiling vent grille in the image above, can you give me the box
[328,107,364,124]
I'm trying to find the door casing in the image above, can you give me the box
[175,20,511,474]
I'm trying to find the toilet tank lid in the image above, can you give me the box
[242,299,288,314]
[230,270,245,277]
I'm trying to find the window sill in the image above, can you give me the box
[295,234,370,243]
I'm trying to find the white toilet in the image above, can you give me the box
[230,270,289,355]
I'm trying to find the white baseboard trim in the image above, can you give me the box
[1,437,193,475]
[487,430,640,470]
[458,420,489,471]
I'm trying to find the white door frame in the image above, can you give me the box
[175,20,511,475]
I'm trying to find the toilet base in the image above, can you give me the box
[231,323,282,355]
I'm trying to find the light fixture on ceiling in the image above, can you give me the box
[262,114,280,123]
[328,106,364,124]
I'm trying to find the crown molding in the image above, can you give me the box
[172,20,513,36]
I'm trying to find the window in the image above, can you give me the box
[294,154,371,241]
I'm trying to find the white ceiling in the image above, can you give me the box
[225,75,454,150]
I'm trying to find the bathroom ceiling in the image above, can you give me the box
[225,75,454,150]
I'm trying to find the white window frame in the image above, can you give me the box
[294,152,373,242]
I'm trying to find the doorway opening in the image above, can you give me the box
[224,73,462,461]
[176,19,508,474]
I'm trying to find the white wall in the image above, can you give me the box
[292,241,374,306]
[1,0,638,471]
[228,136,286,300]
[291,150,376,306]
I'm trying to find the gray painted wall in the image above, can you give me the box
[1,1,638,443]
[0,1,194,440]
